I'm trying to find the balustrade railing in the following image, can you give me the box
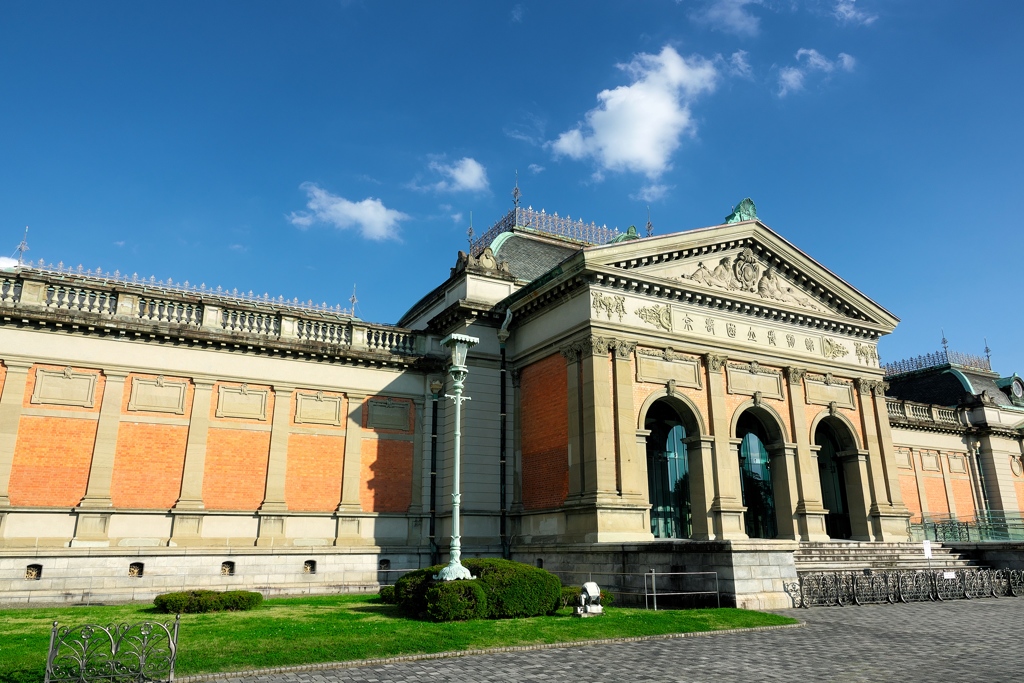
[367,327,416,355]
[297,318,351,346]
[46,284,117,315]
[220,308,280,336]
[138,296,202,326]
[885,398,961,427]
[0,276,21,304]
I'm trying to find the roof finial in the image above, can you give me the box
[512,171,521,209]
[349,284,358,317]
[941,329,949,354]
[467,211,474,249]
[645,206,653,238]
[15,226,29,266]
[984,338,991,363]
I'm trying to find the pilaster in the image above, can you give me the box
[562,344,583,500]
[705,353,747,539]
[337,393,365,513]
[258,385,294,515]
[859,379,911,539]
[579,336,616,503]
[0,361,32,507]
[840,449,875,541]
[769,443,800,540]
[78,370,129,509]
[174,380,215,510]
[611,340,644,502]
[784,367,829,541]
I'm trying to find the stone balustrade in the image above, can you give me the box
[0,268,428,360]
[886,397,962,429]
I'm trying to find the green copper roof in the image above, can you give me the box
[725,198,757,223]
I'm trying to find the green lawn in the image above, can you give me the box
[0,594,796,682]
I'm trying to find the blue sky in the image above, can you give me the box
[2,1,1022,373]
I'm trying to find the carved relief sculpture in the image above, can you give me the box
[822,337,849,359]
[634,303,672,332]
[592,292,626,322]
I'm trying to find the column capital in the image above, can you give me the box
[704,353,728,372]
[1,359,35,372]
[611,339,637,360]
[785,366,807,383]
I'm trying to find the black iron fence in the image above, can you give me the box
[789,568,1024,608]
[44,616,180,683]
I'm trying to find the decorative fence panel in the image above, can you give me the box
[44,617,180,683]
[789,568,1024,608]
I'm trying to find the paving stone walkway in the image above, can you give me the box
[215,599,1024,682]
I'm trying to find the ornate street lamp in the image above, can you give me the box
[435,333,479,581]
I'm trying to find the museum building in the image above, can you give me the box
[0,199,1021,608]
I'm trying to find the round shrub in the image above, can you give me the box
[394,565,444,618]
[462,558,561,618]
[153,590,263,614]
[378,585,396,604]
[425,580,488,622]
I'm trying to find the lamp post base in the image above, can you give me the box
[434,560,475,581]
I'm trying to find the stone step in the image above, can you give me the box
[793,540,977,571]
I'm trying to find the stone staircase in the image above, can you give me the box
[794,541,979,572]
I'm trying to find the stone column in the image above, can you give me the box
[612,340,645,501]
[579,336,617,503]
[861,379,911,539]
[784,367,829,541]
[687,435,716,540]
[976,434,1021,513]
[768,444,800,540]
[259,385,294,513]
[562,344,583,500]
[338,393,365,513]
[840,449,875,541]
[174,380,215,510]
[0,361,32,507]
[704,354,747,539]
[78,370,129,509]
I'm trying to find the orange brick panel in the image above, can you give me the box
[900,475,922,523]
[520,353,569,511]
[360,439,413,512]
[202,429,271,510]
[8,416,97,506]
[950,478,976,520]
[286,433,345,512]
[110,423,188,509]
[923,477,949,515]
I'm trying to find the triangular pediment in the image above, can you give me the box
[583,220,898,331]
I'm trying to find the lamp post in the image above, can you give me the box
[435,333,479,581]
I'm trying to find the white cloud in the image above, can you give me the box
[228,244,247,253]
[691,0,763,37]
[288,182,410,241]
[834,0,877,26]
[727,50,752,78]
[0,256,19,268]
[549,46,718,179]
[423,157,490,193]
[113,240,126,247]
[504,111,547,146]
[451,212,463,224]
[631,184,672,202]
[777,49,855,97]
[510,3,524,22]
[528,163,545,174]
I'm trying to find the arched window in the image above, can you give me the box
[737,412,777,539]
[815,421,852,539]
[645,401,691,539]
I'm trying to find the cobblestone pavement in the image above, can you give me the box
[217,600,1024,683]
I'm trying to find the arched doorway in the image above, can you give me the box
[645,400,691,539]
[736,411,778,539]
[814,419,857,540]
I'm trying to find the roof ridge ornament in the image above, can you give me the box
[725,197,757,224]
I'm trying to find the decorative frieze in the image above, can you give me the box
[294,391,344,427]
[30,367,97,408]
[635,347,702,388]
[634,303,672,332]
[592,292,626,322]
[215,384,269,420]
[804,373,855,410]
[365,397,410,431]
[725,362,783,400]
[127,376,188,414]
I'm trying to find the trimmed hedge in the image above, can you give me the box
[425,580,488,621]
[463,559,560,618]
[394,559,561,621]
[154,590,263,614]
[378,585,396,604]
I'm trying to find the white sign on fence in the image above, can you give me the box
[923,540,933,559]
[943,571,957,580]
